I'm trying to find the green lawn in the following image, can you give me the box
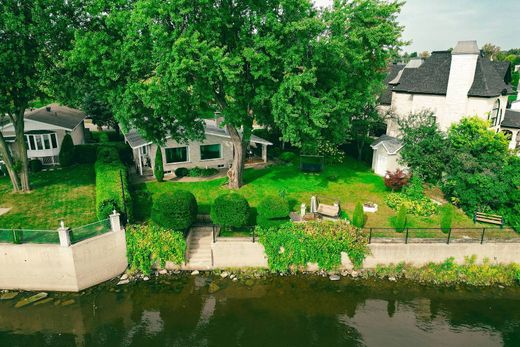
[133,157,485,229]
[0,165,97,230]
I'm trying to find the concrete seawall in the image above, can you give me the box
[181,239,520,270]
[0,230,128,292]
[359,242,520,268]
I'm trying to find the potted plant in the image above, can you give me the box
[363,201,378,213]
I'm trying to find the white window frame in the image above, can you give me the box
[25,133,58,151]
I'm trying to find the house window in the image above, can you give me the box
[25,133,59,151]
[165,147,188,163]
[200,144,222,160]
[489,99,501,127]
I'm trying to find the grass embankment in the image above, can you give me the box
[133,157,493,230]
[0,165,97,243]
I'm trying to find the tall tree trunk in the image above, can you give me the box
[14,108,30,191]
[0,132,21,192]
[357,140,365,161]
[226,124,246,189]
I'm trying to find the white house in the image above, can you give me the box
[372,40,515,176]
[125,119,272,176]
[0,104,87,165]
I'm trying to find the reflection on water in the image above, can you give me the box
[1,274,520,346]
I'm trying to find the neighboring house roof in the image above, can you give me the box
[392,51,514,97]
[393,51,452,95]
[125,120,273,149]
[24,104,86,130]
[379,64,406,105]
[468,59,513,97]
[370,134,403,155]
[501,109,520,129]
[1,104,86,131]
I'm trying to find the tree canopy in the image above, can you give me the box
[67,0,404,188]
[0,0,76,191]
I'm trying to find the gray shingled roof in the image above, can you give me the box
[392,51,513,97]
[24,104,86,130]
[468,59,513,97]
[380,64,405,105]
[501,110,520,129]
[393,51,452,95]
[125,120,273,149]
[370,135,403,154]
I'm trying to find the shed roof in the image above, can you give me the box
[370,134,403,155]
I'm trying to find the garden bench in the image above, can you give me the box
[317,203,340,220]
[473,212,504,228]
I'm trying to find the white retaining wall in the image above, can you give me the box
[347,243,520,268]
[191,240,520,270]
[0,230,127,292]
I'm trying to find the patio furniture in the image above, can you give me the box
[473,212,504,228]
[316,203,340,220]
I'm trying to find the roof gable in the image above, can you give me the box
[392,51,452,95]
[24,104,86,130]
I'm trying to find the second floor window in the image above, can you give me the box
[489,99,501,127]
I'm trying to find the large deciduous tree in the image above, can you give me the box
[68,0,404,188]
[0,0,76,192]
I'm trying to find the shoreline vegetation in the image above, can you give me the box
[123,256,520,289]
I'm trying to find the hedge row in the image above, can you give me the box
[75,142,133,165]
[95,155,133,222]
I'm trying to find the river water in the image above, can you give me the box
[1,274,520,346]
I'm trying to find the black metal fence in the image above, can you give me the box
[365,227,520,244]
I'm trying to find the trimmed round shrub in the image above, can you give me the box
[97,145,120,164]
[175,167,189,178]
[151,190,198,231]
[59,134,75,167]
[211,193,250,228]
[257,195,290,221]
[29,159,43,173]
[279,151,297,163]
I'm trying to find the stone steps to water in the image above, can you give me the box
[186,227,213,269]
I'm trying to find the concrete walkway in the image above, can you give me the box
[185,227,214,270]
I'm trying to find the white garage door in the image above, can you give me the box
[374,152,388,177]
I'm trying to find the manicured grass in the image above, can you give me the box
[0,165,97,230]
[133,156,493,230]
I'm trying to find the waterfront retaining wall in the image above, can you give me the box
[0,230,127,292]
[359,243,520,268]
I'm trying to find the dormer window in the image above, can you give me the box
[489,99,501,127]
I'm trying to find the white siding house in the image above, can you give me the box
[0,104,86,165]
[125,119,272,176]
[372,40,515,176]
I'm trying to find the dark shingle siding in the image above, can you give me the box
[501,110,520,129]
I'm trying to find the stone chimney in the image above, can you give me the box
[445,41,480,127]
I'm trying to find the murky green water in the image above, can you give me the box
[1,274,520,346]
